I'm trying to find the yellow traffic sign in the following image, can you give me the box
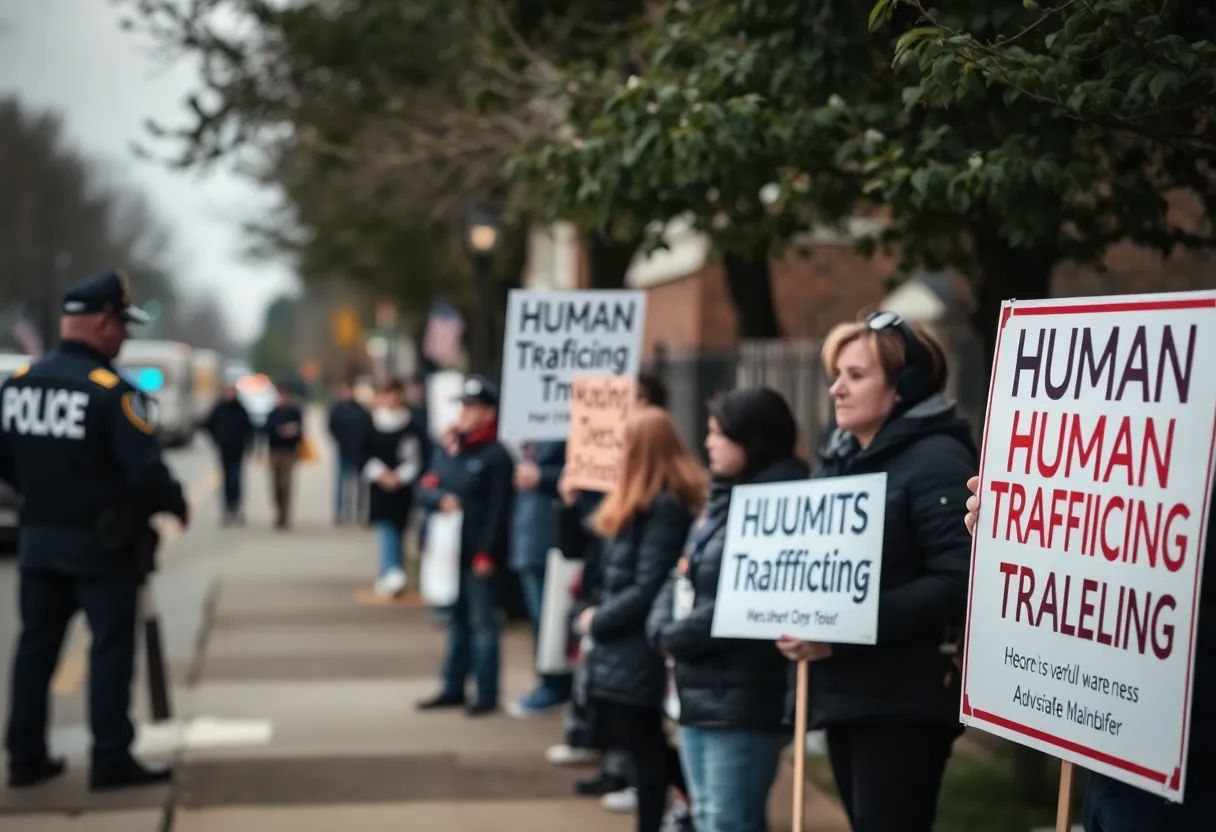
[331,306,361,347]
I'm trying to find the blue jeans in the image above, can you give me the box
[1083,771,1214,831]
[221,455,243,512]
[678,725,787,832]
[334,454,360,519]
[440,570,501,707]
[375,522,404,577]
[517,565,573,699]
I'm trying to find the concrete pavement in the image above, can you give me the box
[2,414,851,831]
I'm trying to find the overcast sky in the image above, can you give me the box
[0,0,297,341]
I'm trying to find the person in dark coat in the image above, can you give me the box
[328,380,371,524]
[648,387,809,832]
[415,375,515,715]
[259,384,304,530]
[507,440,572,717]
[776,312,976,832]
[577,407,706,832]
[360,379,425,597]
[203,383,255,525]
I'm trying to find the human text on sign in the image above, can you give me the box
[960,292,1216,801]
[499,289,646,442]
[711,474,887,643]
[565,375,635,493]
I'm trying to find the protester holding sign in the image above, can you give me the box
[507,440,573,717]
[776,313,976,832]
[414,376,515,716]
[580,407,706,832]
[648,387,809,832]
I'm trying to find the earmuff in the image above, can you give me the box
[865,311,935,408]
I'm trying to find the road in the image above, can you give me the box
[0,436,223,737]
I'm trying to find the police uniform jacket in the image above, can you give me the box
[0,340,187,576]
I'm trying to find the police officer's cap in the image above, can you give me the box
[460,375,498,408]
[61,270,151,324]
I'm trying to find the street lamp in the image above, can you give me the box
[465,205,500,375]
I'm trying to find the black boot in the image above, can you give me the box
[8,756,67,788]
[89,757,172,792]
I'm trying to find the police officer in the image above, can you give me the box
[0,270,189,791]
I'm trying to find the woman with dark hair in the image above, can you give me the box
[578,407,706,832]
[648,387,809,832]
[776,313,977,832]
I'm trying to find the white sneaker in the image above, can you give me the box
[602,786,638,813]
[375,569,408,597]
[545,743,600,766]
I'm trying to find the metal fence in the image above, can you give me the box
[646,324,990,464]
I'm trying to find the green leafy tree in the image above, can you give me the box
[518,0,1216,352]
[118,0,652,372]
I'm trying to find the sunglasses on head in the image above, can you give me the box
[866,310,905,332]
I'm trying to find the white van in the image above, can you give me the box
[115,340,196,447]
[0,353,33,546]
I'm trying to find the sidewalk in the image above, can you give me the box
[4,417,851,831]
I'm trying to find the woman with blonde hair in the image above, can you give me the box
[777,311,977,832]
[573,406,707,832]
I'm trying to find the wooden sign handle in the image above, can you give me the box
[1055,760,1075,832]
[792,659,809,831]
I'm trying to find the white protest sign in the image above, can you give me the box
[499,289,647,442]
[961,291,1216,801]
[711,473,886,643]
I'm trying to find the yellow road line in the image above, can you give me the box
[50,466,221,696]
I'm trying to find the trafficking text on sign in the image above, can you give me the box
[711,473,887,644]
[960,292,1216,801]
[565,375,635,493]
[498,289,646,442]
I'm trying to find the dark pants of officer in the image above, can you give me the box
[221,454,243,514]
[5,569,139,769]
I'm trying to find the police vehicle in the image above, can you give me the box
[0,352,33,549]
[115,339,195,447]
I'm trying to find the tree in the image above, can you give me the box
[118,0,651,372]
[875,0,1216,151]
[517,0,1216,355]
[250,293,299,380]
[0,96,181,350]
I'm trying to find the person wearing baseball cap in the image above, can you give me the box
[415,374,515,716]
[60,270,152,325]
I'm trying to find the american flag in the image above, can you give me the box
[11,309,43,358]
[422,298,464,368]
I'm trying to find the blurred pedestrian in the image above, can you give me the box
[415,375,515,715]
[649,387,808,832]
[328,379,371,525]
[361,379,425,597]
[579,407,706,832]
[260,383,304,530]
[203,382,255,525]
[777,312,975,832]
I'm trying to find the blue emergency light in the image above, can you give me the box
[132,367,165,392]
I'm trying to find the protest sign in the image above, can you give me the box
[711,473,887,644]
[564,375,635,493]
[961,291,1216,802]
[499,289,646,442]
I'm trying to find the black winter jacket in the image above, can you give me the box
[795,394,977,730]
[649,456,809,732]
[586,492,696,710]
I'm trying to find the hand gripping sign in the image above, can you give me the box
[961,291,1216,820]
